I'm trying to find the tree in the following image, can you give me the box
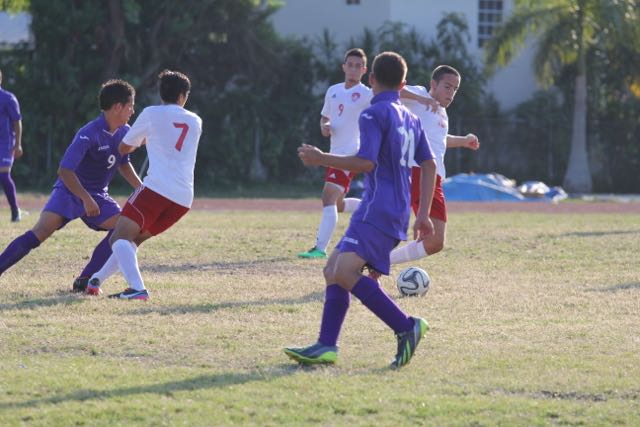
[484,0,638,193]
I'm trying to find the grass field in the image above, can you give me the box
[1,204,639,426]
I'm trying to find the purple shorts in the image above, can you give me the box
[335,220,400,275]
[43,186,121,231]
[0,143,15,168]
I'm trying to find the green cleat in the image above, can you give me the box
[284,342,337,365]
[391,317,429,369]
[297,247,327,259]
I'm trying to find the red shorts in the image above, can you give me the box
[122,186,190,236]
[325,167,356,194]
[410,168,447,222]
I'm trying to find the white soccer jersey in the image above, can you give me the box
[402,85,449,177]
[321,82,372,155]
[123,104,203,208]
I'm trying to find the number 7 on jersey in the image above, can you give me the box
[173,122,190,151]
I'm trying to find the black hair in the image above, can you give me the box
[344,48,367,66]
[431,65,460,82]
[371,51,407,89]
[99,79,135,110]
[158,70,191,104]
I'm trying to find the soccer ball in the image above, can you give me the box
[396,267,430,296]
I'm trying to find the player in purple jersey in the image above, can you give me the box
[285,52,437,368]
[0,69,24,222]
[0,80,142,281]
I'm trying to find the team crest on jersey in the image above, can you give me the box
[352,92,361,102]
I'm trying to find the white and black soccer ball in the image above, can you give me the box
[396,267,430,296]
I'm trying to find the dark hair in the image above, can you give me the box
[344,48,367,66]
[158,70,191,103]
[99,79,135,110]
[431,65,460,83]
[371,51,407,89]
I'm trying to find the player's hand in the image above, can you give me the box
[421,98,440,112]
[13,145,23,159]
[83,198,100,217]
[298,144,325,167]
[413,214,434,241]
[465,133,480,150]
[320,121,331,137]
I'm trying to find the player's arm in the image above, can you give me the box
[298,144,374,173]
[446,133,479,150]
[319,116,331,137]
[58,167,99,217]
[118,140,142,156]
[413,159,436,240]
[12,120,23,159]
[400,88,439,112]
[120,109,148,155]
[117,162,143,189]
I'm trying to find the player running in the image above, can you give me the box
[85,70,202,300]
[298,48,372,259]
[0,68,24,222]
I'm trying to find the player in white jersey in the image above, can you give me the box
[386,65,479,267]
[298,48,373,259]
[85,70,202,300]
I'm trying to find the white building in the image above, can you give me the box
[271,0,539,110]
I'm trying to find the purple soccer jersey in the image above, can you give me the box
[54,113,130,193]
[350,90,433,241]
[0,87,22,167]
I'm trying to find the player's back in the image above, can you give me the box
[0,88,20,146]
[136,104,202,208]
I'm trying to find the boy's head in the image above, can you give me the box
[158,70,191,105]
[342,48,367,84]
[429,65,461,108]
[369,51,407,92]
[99,79,135,126]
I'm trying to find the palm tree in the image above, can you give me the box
[485,0,638,193]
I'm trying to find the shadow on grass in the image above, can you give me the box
[0,364,300,410]
[0,293,84,312]
[559,229,640,238]
[585,282,640,293]
[127,290,325,315]
[144,257,295,274]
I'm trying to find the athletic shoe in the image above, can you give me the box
[85,278,102,296]
[283,342,337,365]
[108,288,149,301]
[10,210,21,222]
[391,317,429,369]
[72,276,89,293]
[298,247,327,259]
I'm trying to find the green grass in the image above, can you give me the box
[0,207,639,426]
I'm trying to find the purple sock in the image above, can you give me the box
[0,230,40,275]
[351,276,413,334]
[79,230,114,278]
[318,284,351,346]
[0,172,19,218]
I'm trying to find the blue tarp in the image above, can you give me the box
[442,173,567,203]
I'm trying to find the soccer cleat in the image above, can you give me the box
[297,247,327,259]
[283,342,337,365]
[10,210,21,222]
[108,288,149,301]
[85,278,102,296]
[391,317,429,369]
[72,276,90,293]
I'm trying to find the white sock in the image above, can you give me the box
[112,239,145,291]
[343,198,360,213]
[315,205,338,252]
[91,242,137,284]
[390,240,428,264]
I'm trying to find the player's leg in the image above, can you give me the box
[0,157,20,222]
[336,172,360,213]
[0,211,64,275]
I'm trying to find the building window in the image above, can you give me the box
[478,0,503,47]
[346,0,360,4]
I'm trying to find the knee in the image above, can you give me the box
[425,239,444,255]
[323,264,335,283]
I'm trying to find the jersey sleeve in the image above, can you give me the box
[404,85,429,97]
[356,109,382,163]
[320,89,331,118]
[413,121,434,165]
[122,109,149,148]
[6,93,22,121]
[59,131,92,171]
